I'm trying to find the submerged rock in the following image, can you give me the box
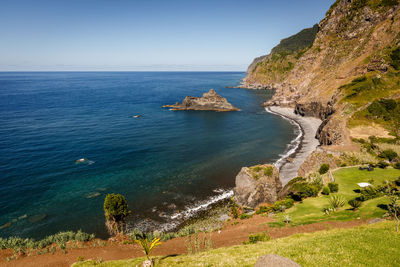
[0,222,12,230]
[162,89,240,112]
[85,192,102,199]
[28,214,47,223]
[234,164,282,208]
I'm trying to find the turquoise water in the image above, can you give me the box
[0,72,296,238]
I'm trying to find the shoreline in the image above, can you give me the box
[153,106,322,233]
[266,106,322,185]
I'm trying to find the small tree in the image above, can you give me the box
[378,149,398,162]
[328,182,339,193]
[319,164,330,174]
[103,193,130,235]
[387,195,400,233]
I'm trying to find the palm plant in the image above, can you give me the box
[329,195,346,211]
[134,233,162,262]
[348,199,362,211]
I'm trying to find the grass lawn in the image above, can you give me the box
[73,221,400,267]
[273,167,400,226]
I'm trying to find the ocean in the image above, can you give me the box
[0,72,297,239]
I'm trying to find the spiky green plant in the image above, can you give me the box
[348,199,362,211]
[329,195,346,211]
[134,233,162,261]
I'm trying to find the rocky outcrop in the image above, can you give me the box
[297,148,341,177]
[233,164,282,208]
[254,255,301,267]
[163,89,240,112]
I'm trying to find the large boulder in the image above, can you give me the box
[234,164,282,208]
[254,254,300,267]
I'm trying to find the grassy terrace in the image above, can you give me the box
[74,221,400,267]
[73,167,400,266]
[273,167,400,226]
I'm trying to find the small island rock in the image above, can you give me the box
[163,89,240,112]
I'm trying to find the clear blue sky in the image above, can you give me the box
[0,0,334,71]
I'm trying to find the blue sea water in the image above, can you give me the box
[0,72,296,239]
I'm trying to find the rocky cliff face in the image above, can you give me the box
[233,164,282,208]
[163,89,240,112]
[245,0,400,146]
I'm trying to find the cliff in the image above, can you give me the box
[163,89,240,112]
[244,0,400,146]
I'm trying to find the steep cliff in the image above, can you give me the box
[244,0,400,146]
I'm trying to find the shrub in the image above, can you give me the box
[348,199,362,211]
[358,186,383,201]
[103,193,130,235]
[264,166,273,176]
[240,214,253,220]
[256,205,271,214]
[329,195,346,211]
[319,164,330,174]
[322,186,330,195]
[328,182,339,193]
[379,149,398,162]
[395,177,400,186]
[229,197,239,219]
[309,173,324,191]
[394,163,400,169]
[378,161,390,169]
[289,182,319,201]
[247,232,271,244]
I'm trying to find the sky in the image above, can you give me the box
[0,0,334,71]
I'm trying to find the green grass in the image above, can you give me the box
[274,167,400,226]
[73,221,400,267]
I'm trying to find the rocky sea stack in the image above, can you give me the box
[163,89,240,112]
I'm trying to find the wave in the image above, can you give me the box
[132,108,303,233]
[265,107,303,170]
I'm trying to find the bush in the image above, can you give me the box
[256,205,271,214]
[348,199,362,210]
[358,186,383,201]
[329,195,346,211]
[394,163,400,169]
[247,232,271,244]
[328,183,339,193]
[229,197,239,219]
[378,161,390,169]
[319,164,330,174]
[289,182,320,201]
[322,186,330,195]
[240,214,253,220]
[104,193,130,235]
[0,231,94,252]
[395,177,400,186]
[379,149,398,162]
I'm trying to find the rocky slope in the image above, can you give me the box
[163,89,240,112]
[244,0,400,146]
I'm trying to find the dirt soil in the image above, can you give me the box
[0,215,366,267]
